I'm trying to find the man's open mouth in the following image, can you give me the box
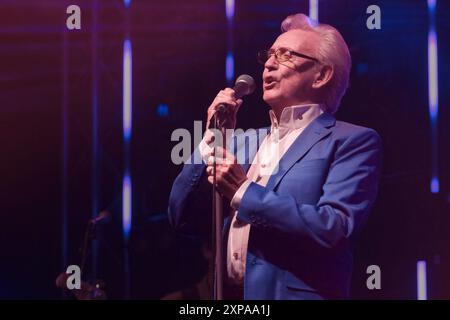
[264,76,277,90]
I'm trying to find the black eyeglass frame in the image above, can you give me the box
[257,47,319,65]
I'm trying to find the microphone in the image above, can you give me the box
[217,74,255,113]
[89,210,111,226]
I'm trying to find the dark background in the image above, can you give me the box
[1,0,449,299]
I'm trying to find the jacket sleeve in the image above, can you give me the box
[236,128,382,249]
[167,147,212,237]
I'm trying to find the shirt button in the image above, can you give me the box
[233,253,239,260]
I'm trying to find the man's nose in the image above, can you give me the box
[264,54,278,70]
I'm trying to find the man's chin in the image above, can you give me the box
[263,92,279,106]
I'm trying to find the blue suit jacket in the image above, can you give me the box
[168,112,382,299]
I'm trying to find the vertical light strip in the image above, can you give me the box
[123,39,132,142]
[225,52,234,83]
[123,0,132,299]
[428,0,439,193]
[122,38,132,241]
[309,0,319,22]
[122,172,132,240]
[225,0,235,21]
[428,34,438,116]
[225,0,235,86]
[417,260,428,300]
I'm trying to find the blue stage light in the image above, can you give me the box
[157,103,169,117]
[309,0,319,22]
[428,0,439,194]
[417,260,427,300]
[123,38,132,241]
[226,52,234,84]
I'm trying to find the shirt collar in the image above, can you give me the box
[269,104,324,132]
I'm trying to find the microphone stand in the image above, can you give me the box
[207,75,254,300]
[80,220,94,274]
[212,112,225,300]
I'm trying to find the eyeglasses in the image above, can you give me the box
[257,47,319,65]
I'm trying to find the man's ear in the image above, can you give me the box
[312,64,333,89]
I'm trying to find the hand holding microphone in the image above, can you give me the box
[206,88,242,131]
[203,75,255,200]
[205,74,255,131]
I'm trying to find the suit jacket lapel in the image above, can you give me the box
[265,112,336,191]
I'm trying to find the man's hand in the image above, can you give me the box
[206,146,247,201]
[206,88,243,130]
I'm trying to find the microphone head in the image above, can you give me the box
[98,210,111,220]
[234,74,255,99]
[90,210,112,225]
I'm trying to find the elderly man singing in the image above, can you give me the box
[168,13,382,300]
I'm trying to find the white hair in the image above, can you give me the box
[281,13,351,114]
